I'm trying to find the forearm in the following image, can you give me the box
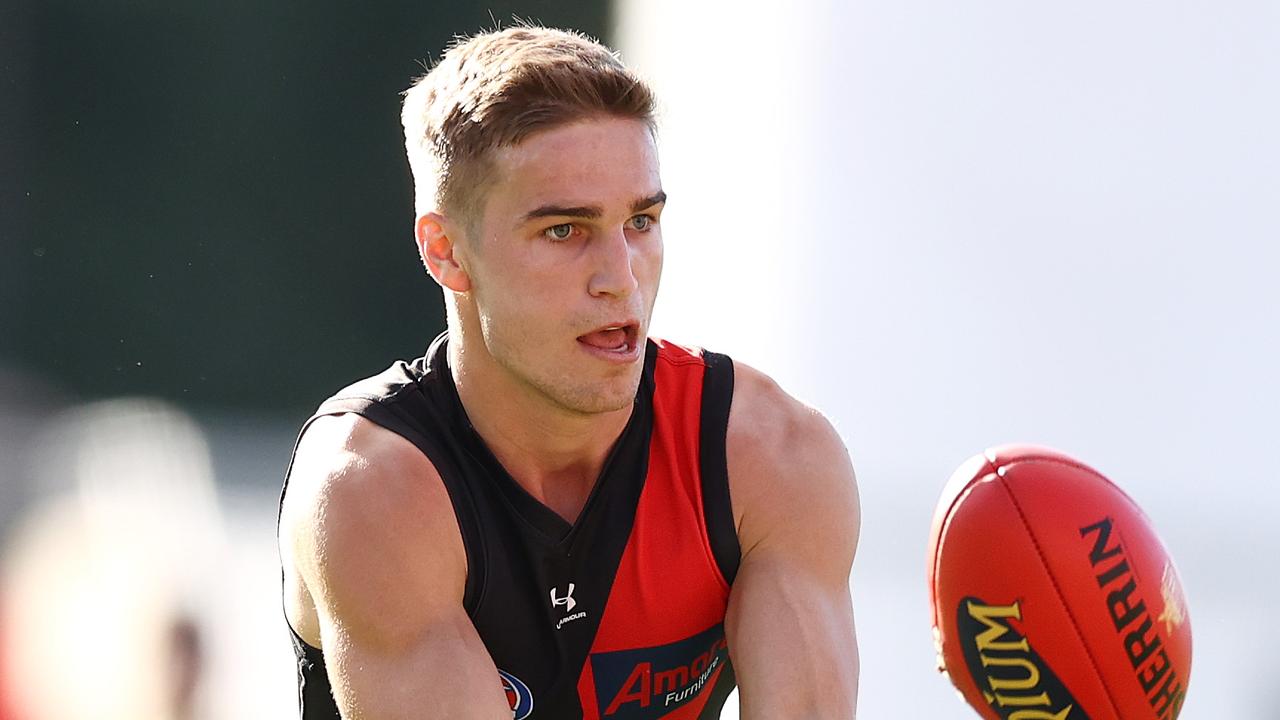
[727,556,859,719]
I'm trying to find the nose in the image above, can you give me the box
[587,226,639,299]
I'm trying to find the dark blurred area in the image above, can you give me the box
[0,4,608,715]
[0,0,608,417]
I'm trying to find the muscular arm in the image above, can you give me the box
[724,365,861,719]
[280,415,512,719]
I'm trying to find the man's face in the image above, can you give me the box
[459,116,665,415]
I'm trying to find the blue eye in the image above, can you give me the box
[545,223,574,241]
[629,215,654,231]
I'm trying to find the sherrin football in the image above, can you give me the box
[927,445,1192,719]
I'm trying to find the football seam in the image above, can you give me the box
[931,473,981,634]
[931,457,999,635]
[996,460,1125,720]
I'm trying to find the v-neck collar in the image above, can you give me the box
[429,335,657,549]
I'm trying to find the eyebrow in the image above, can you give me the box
[521,190,667,223]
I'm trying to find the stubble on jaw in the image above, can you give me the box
[490,337,643,417]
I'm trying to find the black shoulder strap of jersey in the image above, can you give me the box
[278,346,486,612]
[700,350,740,585]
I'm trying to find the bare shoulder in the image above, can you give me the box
[725,361,860,563]
[280,413,466,651]
[725,362,851,477]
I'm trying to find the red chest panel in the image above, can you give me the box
[577,343,734,719]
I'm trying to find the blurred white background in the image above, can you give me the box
[622,0,1278,717]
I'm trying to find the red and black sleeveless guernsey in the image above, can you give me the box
[279,332,741,719]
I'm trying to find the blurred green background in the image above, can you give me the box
[0,5,613,715]
[0,0,607,416]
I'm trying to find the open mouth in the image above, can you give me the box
[577,322,640,355]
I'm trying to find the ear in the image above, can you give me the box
[415,212,472,293]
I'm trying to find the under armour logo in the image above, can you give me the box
[550,584,576,613]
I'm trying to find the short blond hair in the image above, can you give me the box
[402,26,657,223]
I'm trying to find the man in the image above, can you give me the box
[278,26,859,719]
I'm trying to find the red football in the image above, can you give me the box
[927,445,1192,719]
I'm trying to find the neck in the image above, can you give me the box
[447,324,635,520]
